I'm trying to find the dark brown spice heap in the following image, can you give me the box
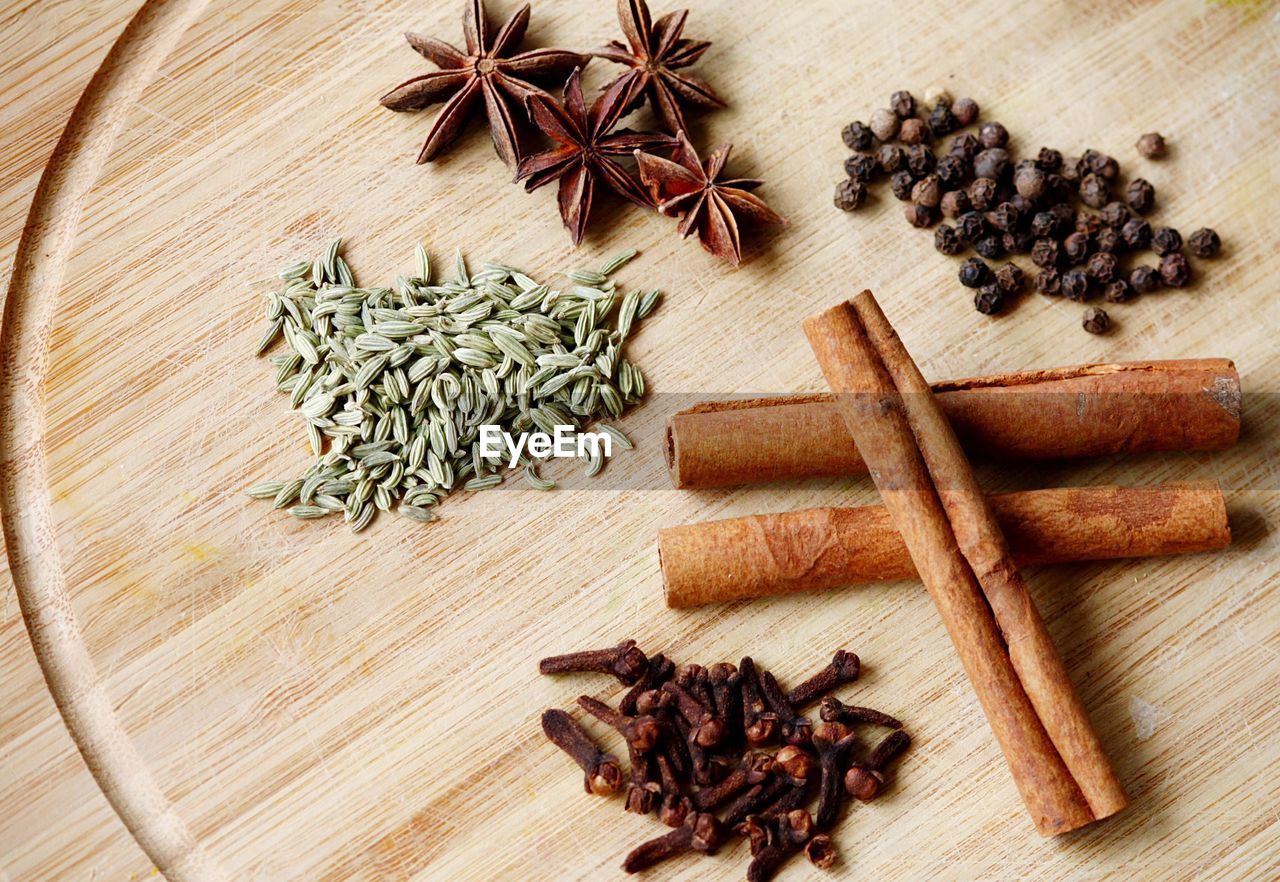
[541,642,909,879]
[380,0,590,166]
[833,90,1223,332]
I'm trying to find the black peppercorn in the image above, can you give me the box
[1014,166,1047,202]
[890,170,915,201]
[1036,147,1063,172]
[927,103,958,137]
[1136,132,1166,159]
[1049,202,1075,227]
[1086,252,1118,283]
[956,211,986,242]
[841,121,875,152]
[1082,306,1110,334]
[1029,211,1058,238]
[987,201,1020,232]
[1103,279,1133,303]
[995,263,1025,294]
[952,97,979,126]
[974,234,1004,259]
[1094,227,1123,254]
[974,284,1005,315]
[843,153,878,182]
[1062,231,1092,264]
[934,224,964,255]
[1031,237,1061,269]
[958,257,990,288]
[1159,252,1191,287]
[890,90,916,119]
[1126,178,1155,214]
[1009,194,1036,218]
[1079,173,1109,209]
[1045,173,1073,203]
[1060,159,1081,185]
[1003,229,1033,254]
[899,118,930,145]
[1151,226,1182,256]
[904,203,937,228]
[1061,269,1093,302]
[936,155,969,189]
[911,175,942,207]
[1188,227,1221,258]
[973,148,1010,181]
[968,177,999,211]
[1100,201,1131,228]
[1130,265,1161,293]
[1036,267,1063,296]
[949,133,980,161]
[940,189,971,219]
[876,144,906,174]
[1087,151,1119,181]
[978,121,1008,149]
[1059,229,1090,263]
[869,108,900,142]
[906,144,935,177]
[1075,150,1099,178]
[1075,212,1105,236]
[833,180,868,211]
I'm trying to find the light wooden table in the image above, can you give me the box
[1,1,1277,880]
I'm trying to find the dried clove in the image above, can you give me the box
[540,639,648,684]
[758,670,813,746]
[787,650,861,707]
[708,662,743,738]
[654,752,691,828]
[740,658,780,747]
[745,810,815,882]
[692,752,776,810]
[622,812,725,873]
[542,709,624,796]
[819,697,903,729]
[625,745,662,814]
[845,729,912,802]
[811,721,857,830]
[662,681,727,748]
[577,696,662,752]
[620,653,675,716]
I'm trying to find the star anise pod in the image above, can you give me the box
[379,0,590,167]
[517,68,676,246]
[635,131,786,266]
[593,0,726,135]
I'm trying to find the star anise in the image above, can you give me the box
[517,68,676,246]
[593,0,726,135]
[379,0,590,167]
[635,131,786,266]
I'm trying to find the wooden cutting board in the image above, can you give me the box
[2,0,1278,879]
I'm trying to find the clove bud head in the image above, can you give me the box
[805,834,837,869]
[844,764,885,802]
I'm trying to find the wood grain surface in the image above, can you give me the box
[1,1,1277,880]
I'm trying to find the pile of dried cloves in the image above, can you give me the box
[540,641,909,879]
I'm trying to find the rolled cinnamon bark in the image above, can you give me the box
[805,293,1126,835]
[660,481,1229,608]
[666,359,1240,488]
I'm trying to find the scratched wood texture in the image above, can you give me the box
[1,0,1278,879]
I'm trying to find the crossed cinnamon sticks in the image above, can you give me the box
[661,292,1240,834]
[805,292,1133,833]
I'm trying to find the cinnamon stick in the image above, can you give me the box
[804,292,1126,834]
[660,481,1229,608]
[665,359,1239,488]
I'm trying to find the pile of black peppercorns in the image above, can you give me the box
[835,89,1222,334]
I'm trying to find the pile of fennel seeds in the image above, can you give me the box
[247,241,658,531]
